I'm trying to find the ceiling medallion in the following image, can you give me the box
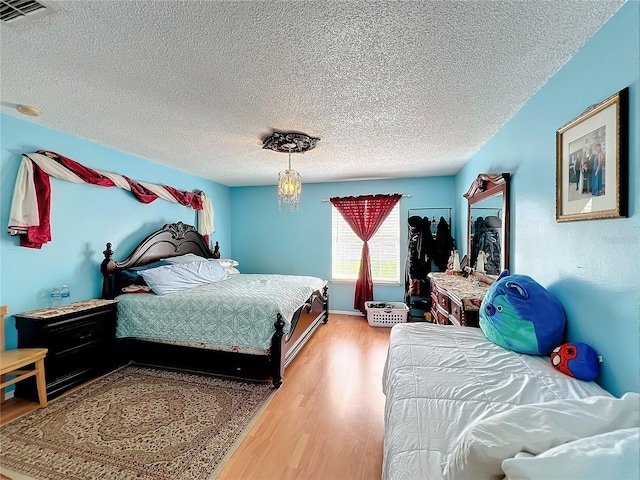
[262,131,320,153]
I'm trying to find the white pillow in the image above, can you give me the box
[139,260,228,295]
[224,266,240,275]
[162,253,208,264]
[442,393,639,480]
[502,427,640,480]
[211,258,239,268]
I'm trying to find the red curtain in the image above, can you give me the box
[331,194,402,314]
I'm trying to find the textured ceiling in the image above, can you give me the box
[0,1,625,187]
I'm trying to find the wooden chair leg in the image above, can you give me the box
[0,374,5,404]
[35,359,47,407]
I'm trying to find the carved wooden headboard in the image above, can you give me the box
[100,221,213,298]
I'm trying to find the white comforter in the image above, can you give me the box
[382,323,620,480]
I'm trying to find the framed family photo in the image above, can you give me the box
[556,87,628,222]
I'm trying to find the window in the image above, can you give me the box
[331,203,400,283]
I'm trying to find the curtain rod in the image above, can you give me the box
[322,194,411,202]
[408,207,452,211]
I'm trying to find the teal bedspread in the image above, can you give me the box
[116,274,326,352]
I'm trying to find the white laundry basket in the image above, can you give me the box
[365,301,409,327]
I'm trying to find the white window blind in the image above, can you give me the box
[331,203,400,283]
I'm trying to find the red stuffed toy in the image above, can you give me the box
[551,342,600,381]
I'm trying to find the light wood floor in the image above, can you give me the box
[0,314,392,480]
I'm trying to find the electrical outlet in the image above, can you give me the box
[597,356,603,363]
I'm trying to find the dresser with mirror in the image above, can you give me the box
[427,172,511,327]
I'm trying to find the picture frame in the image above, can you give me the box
[556,88,628,222]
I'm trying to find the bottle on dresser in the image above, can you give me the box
[60,285,71,306]
[50,286,61,308]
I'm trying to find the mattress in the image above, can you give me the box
[382,323,611,480]
[116,273,326,352]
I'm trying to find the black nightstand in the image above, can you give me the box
[14,299,120,401]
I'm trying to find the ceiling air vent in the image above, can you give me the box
[1,0,54,25]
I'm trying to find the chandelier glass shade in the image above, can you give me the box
[278,150,302,211]
[263,131,319,213]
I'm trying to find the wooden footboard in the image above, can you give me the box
[271,285,329,387]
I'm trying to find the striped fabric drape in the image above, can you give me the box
[8,151,214,249]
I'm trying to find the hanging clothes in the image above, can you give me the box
[406,216,434,297]
[471,216,486,269]
[433,216,454,271]
[471,216,501,275]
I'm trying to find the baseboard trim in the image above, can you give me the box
[329,309,364,316]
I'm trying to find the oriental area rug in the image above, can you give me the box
[0,366,276,480]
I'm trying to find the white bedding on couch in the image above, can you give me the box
[444,393,639,480]
[382,323,622,480]
[501,426,639,480]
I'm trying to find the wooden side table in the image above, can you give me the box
[14,299,120,401]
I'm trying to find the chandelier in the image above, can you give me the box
[262,131,320,212]
[278,148,302,211]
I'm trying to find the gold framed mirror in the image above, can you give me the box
[464,173,511,277]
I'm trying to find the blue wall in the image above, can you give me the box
[232,3,639,396]
[1,3,636,398]
[230,177,456,313]
[455,1,639,396]
[0,115,231,349]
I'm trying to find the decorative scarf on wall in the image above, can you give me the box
[8,151,215,249]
